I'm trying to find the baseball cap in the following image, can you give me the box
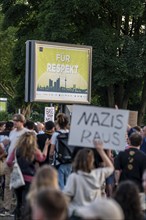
[75,198,124,220]
[13,114,26,123]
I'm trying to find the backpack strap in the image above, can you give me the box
[55,131,72,164]
[56,130,62,134]
[54,131,63,166]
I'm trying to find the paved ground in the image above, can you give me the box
[0,217,14,220]
[0,193,14,220]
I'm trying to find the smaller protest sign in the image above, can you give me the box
[128,111,138,127]
[68,105,129,151]
[44,107,55,122]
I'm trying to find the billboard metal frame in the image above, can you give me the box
[25,40,92,104]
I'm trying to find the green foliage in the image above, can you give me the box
[0,0,16,13]
[104,0,144,15]
[30,111,44,122]
[3,4,29,28]
[0,111,13,121]
[91,94,102,107]
[0,13,17,99]
[1,0,146,121]
[37,0,100,43]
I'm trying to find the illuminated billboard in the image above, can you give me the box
[25,41,92,104]
[0,98,7,111]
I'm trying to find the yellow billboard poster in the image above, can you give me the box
[0,98,7,111]
[25,41,92,103]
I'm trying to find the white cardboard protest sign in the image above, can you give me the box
[44,107,55,122]
[68,105,129,151]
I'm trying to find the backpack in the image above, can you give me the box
[55,131,75,164]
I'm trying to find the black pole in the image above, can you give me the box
[60,104,66,113]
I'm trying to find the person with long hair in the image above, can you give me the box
[50,113,71,190]
[30,188,68,220]
[24,165,59,220]
[114,180,144,220]
[63,139,114,216]
[7,131,50,220]
[28,164,59,199]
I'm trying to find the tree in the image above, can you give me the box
[0,12,17,99]
[1,0,146,124]
[0,0,41,115]
[37,0,146,124]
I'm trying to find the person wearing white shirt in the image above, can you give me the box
[0,114,28,217]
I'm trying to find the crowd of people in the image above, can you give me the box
[0,113,146,220]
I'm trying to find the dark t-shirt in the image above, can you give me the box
[141,138,146,154]
[37,132,52,165]
[0,131,10,137]
[114,148,146,191]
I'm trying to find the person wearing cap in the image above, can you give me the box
[0,114,28,217]
[37,120,55,166]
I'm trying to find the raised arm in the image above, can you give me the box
[42,138,50,157]
[93,139,114,169]
[49,144,55,157]
[35,138,50,162]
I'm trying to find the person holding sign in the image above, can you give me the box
[63,139,114,216]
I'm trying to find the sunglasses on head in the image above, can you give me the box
[13,119,20,122]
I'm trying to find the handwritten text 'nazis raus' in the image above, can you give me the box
[77,112,124,146]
